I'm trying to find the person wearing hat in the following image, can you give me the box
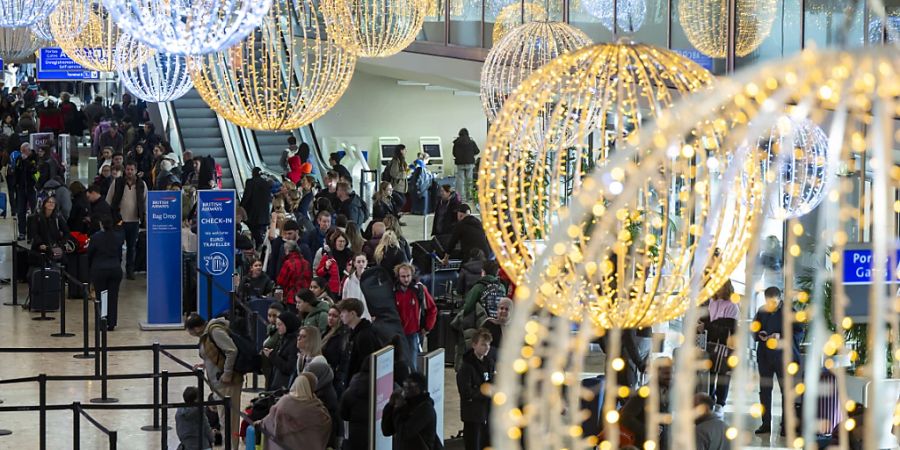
[297,289,330,332]
[329,152,352,185]
[262,310,302,391]
[265,218,306,280]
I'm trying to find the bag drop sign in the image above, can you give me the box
[197,190,236,319]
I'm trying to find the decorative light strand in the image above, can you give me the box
[0,0,62,28]
[491,3,547,43]
[0,27,47,63]
[190,0,356,131]
[115,33,192,103]
[321,0,427,58]
[678,0,778,57]
[481,21,591,122]
[580,0,646,33]
[51,0,153,72]
[100,0,273,55]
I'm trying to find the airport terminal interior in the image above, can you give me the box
[0,0,898,449]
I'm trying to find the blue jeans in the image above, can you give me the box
[406,333,420,371]
[123,222,139,273]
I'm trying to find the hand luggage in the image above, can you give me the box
[29,265,61,312]
[134,230,147,272]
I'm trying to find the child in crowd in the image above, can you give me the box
[175,386,214,450]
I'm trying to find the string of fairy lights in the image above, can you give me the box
[0,0,895,449]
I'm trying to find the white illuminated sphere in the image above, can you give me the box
[100,0,273,55]
[758,117,834,220]
[0,27,47,63]
[30,15,52,41]
[0,0,62,28]
[115,33,193,103]
[581,0,646,33]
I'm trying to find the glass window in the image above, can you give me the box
[626,0,668,47]
[670,0,726,75]
[736,0,802,70]
[449,0,484,47]
[803,2,864,49]
[569,0,615,44]
[418,0,450,43]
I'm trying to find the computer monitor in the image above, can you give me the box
[381,144,399,160]
[423,144,441,158]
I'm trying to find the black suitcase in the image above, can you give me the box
[427,309,456,363]
[134,230,147,272]
[29,266,62,312]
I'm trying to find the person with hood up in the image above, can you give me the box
[452,128,479,203]
[304,356,342,450]
[257,373,332,450]
[175,386,214,450]
[263,310,302,391]
[297,289,330,332]
[382,372,438,450]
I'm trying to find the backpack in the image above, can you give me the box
[381,163,392,184]
[208,323,262,374]
[477,279,506,319]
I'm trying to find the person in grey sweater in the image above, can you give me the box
[694,393,731,450]
[176,386,214,450]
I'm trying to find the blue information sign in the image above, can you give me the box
[144,191,182,326]
[842,247,900,285]
[197,190,236,319]
[672,48,715,72]
[36,47,100,80]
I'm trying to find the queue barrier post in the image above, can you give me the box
[51,270,74,338]
[141,342,169,431]
[108,430,117,450]
[90,318,119,404]
[72,402,80,450]
[244,309,262,393]
[161,370,169,449]
[39,373,46,450]
[73,283,94,359]
[223,396,232,450]
[4,241,18,307]
[93,300,101,376]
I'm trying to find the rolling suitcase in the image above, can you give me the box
[427,309,455,360]
[29,266,61,312]
[134,230,147,272]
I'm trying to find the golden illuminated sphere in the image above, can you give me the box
[492,46,900,450]
[47,0,89,42]
[678,0,778,58]
[51,0,152,72]
[478,42,761,330]
[321,0,427,58]
[491,2,547,43]
[189,0,356,131]
[424,0,464,19]
[481,21,590,122]
[0,27,47,63]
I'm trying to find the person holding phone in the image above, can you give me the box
[753,286,804,436]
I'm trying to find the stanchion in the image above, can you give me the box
[93,300,101,375]
[205,272,213,320]
[39,373,46,450]
[3,242,18,306]
[51,272,74,337]
[141,342,169,431]
[244,309,263,393]
[90,318,118,404]
[72,402,80,450]
[108,430,117,450]
[160,370,169,448]
[223,396,232,450]
[73,283,94,359]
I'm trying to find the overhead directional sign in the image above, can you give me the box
[37,48,99,81]
[842,247,900,285]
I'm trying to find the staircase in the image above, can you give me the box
[171,89,235,189]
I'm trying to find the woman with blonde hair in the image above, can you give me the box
[257,373,331,450]
[382,215,411,260]
[374,230,408,273]
[296,325,327,374]
[345,221,365,254]
[372,181,399,222]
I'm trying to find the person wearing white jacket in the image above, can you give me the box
[342,253,372,321]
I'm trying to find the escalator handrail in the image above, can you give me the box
[167,101,188,159]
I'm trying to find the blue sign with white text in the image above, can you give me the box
[672,48,715,72]
[197,190,236,319]
[37,47,99,80]
[146,191,182,325]
[842,248,900,285]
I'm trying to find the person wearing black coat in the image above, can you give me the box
[337,298,383,384]
[341,360,371,450]
[14,143,37,239]
[378,245,408,274]
[440,204,491,263]
[86,185,112,235]
[87,216,125,330]
[336,182,367,226]
[432,185,460,237]
[452,128,479,203]
[382,372,438,450]
[263,311,301,391]
[330,152,353,184]
[67,182,91,234]
[29,196,71,264]
[456,330,495,450]
[321,309,350,394]
[240,167,272,247]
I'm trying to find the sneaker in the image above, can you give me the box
[754,425,771,435]
[713,404,724,419]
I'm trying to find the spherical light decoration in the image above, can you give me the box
[115,33,192,103]
[491,2,547,43]
[321,0,427,58]
[580,0,646,33]
[51,0,153,72]
[481,21,590,122]
[0,0,62,28]
[755,117,834,220]
[492,46,900,450]
[189,0,356,131]
[100,0,272,55]
[678,0,778,57]
[47,0,90,42]
[478,42,759,331]
[0,27,47,63]
[31,15,53,41]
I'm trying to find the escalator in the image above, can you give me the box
[171,89,236,189]
[251,126,326,185]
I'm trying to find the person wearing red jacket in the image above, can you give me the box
[276,240,312,309]
[393,262,437,371]
[316,230,352,295]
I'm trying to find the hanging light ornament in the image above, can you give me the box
[678,0,778,57]
[478,42,760,330]
[755,117,834,220]
[492,46,900,450]
[190,0,356,131]
[491,2,547,43]
[100,0,272,55]
[115,33,192,103]
[481,21,590,122]
[51,0,153,72]
[31,15,54,41]
[0,0,62,28]
[47,0,89,42]
[0,27,47,63]
[580,0,646,33]
[321,0,427,57]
